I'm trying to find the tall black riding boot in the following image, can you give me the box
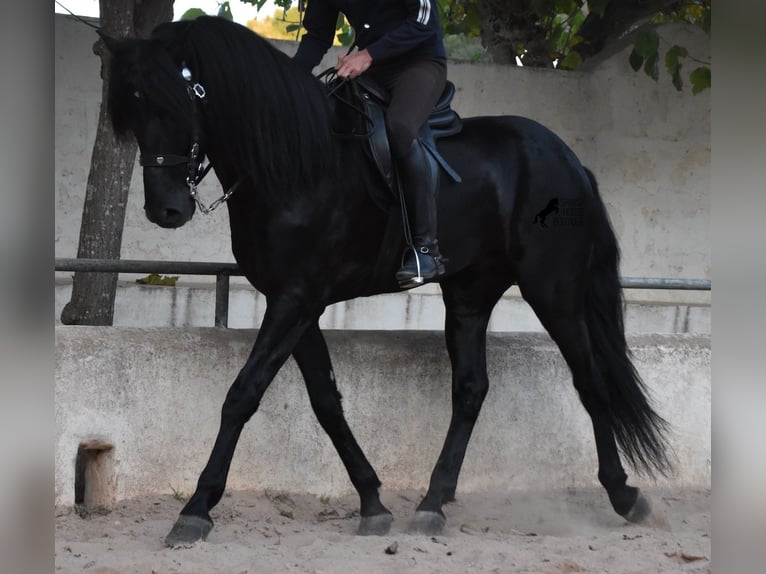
[395,138,445,288]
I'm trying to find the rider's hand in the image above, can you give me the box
[337,49,373,80]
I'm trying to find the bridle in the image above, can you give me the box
[138,64,239,214]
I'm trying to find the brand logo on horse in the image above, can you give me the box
[533,197,584,228]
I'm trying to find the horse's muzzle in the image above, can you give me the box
[144,203,194,229]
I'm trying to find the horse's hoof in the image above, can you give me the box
[357,512,393,536]
[164,514,213,546]
[408,511,446,535]
[622,490,669,529]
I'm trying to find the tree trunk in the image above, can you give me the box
[60,0,173,325]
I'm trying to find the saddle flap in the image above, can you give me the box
[326,72,463,208]
[356,77,460,135]
[356,75,390,105]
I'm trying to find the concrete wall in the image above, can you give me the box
[55,15,710,330]
[55,327,710,505]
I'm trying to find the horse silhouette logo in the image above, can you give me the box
[533,198,559,228]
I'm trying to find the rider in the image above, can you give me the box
[293,0,448,288]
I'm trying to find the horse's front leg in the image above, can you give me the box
[293,322,393,535]
[409,279,504,534]
[164,297,315,546]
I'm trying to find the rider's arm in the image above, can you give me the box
[293,1,339,72]
[365,0,443,64]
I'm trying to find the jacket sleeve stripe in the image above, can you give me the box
[417,0,431,26]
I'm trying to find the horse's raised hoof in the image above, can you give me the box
[164,514,214,546]
[408,511,446,535]
[621,490,668,529]
[357,512,394,536]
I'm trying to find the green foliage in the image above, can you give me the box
[629,27,660,81]
[217,2,234,20]
[530,0,710,93]
[632,27,660,62]
[335,13,354,46]
[541,1,587,66]
[438,0,483,36]
[241,0,289,9]
[249,7,304,40]
[182,2,234,21]
[690,66,711,95]
[443,33,489,62]
[186,0,710,93]
[180,7,207,21]
[626,1,711,93]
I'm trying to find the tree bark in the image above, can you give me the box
[60,0,173,325]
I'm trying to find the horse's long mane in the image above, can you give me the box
[110,16,337,197]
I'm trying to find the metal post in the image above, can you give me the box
[215,271,230,328]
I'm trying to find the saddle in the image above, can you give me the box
[325,71,463,208]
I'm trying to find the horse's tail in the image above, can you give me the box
[583,167,673,478]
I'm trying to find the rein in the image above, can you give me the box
[318,67,375,139]
[139,64,239,214]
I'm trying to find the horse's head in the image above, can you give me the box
[100,30,201,229]
[100,16,346,220]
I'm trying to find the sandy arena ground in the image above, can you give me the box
[55,487,710,573]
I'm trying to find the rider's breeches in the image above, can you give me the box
[366,58,447,158]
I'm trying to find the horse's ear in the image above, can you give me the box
[97,30,121,54]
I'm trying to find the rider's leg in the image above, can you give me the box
[394,137,444,286]
[370,59,448,287]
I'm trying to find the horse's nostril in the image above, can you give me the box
[162,208,183,223]
[145,206,188,229]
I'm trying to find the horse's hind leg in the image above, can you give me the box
[409,277,505,534]
[292,322,393,535]
[520,282,665,526]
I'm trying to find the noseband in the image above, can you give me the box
[138,64,237,214]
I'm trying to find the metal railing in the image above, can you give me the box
[56,258,242,327]
[55,258,712,328]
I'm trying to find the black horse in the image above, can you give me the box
[99,16,671,545]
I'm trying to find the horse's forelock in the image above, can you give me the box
[106,36,194,139]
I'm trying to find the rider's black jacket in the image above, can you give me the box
[293,0,446,72]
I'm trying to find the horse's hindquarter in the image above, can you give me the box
[435,115,595,277]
